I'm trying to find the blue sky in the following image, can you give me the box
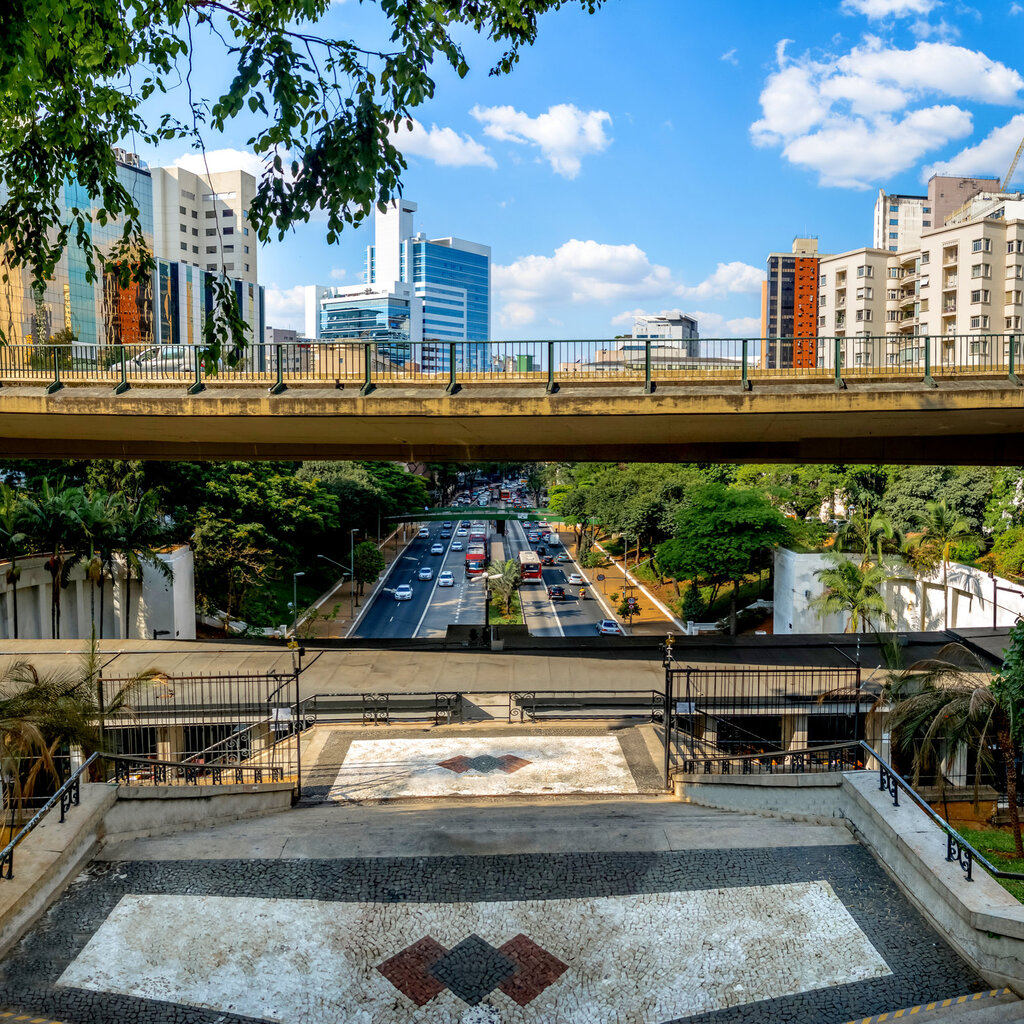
[131,0,1024,338]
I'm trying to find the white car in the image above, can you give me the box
[394,584,414,601]
[568,573,587,586]
[418,527,430,538]
[438,570,455,587]
[430,542,444,555]
[451,540,464,551]
[456,527,468,536]
[418,566,434,581]
[597,619,624,636]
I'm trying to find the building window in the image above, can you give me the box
[855,309,872,322]
[1007,316,1022,329]
[180,241,187,251]
[180,224,187,232]
[178,205,186,215]
[206,210,217,219]
[206,263,217,270]
[921,252,930,264]
[222,208,233,217]
[191,228,198,236]
[889,232,898,239]
[857,265,873,277]
[223,227,233,235]
[181,190,195,200]
[206,228,217,236]
[206,246,217,254]
[224,262,234,270]
[920,276,929,288]
[223,245,234,252]
[244,263,250,272]
[889,219,898,226]
[818,315,826,327]
[972,238,992,253]
[923,206,931,213]
[192,245,198,253]
[856,286,873,299]
[922,220,931,227]
[819,294,826,306]
[243,227,249,236]
[970,315,990,329]
[819,274,826,286]
[970,289,990,303]
[243,245,250,254]
[1007,290,1023,305]
[203,191,237,201]
[890,205,898,212]
[971,263,991,278]
[191,210,198,219]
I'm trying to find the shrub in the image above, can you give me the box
[681,584,703,622]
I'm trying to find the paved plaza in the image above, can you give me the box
[0,798,989,1024]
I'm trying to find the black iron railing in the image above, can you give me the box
[108,753,285,787]
[672,739,1024,885]
[0,752,99,880]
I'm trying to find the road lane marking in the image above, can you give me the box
[412,527,460,637]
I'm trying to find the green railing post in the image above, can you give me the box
[187,346,205,394]
[1011,334,1021,386]
[834,336,845,390]
[46,347,63,394]
[741,339,751,391]
[445,342,460,395]
[546,340,559,394]
[113,345,130,395]
[643,338,655,393]
[359,342,376,396]
[269,344,287,395]
[923,334,936,388]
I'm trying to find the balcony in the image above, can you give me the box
[943,249,958,266]
[944,274,958,288]
[943,302,957,314]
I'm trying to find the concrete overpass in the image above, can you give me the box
[2,337,1024,462]
[2,378,1024,463]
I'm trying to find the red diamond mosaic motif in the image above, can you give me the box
[436,753,532,775]
[376,935,447,1006]
[498,933,570,1005]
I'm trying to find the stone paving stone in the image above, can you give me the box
[0,846,986,1024]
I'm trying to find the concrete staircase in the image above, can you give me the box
[846,988,1021,1024]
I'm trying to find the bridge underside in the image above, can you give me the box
[1,380,1022,463]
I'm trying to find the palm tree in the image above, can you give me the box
[907,500,979,630]
[837,510,900,569]
[0,484,27,639]
[112,491,173,639]
[20,480,86,639]
[0,637,162,814]
[886,641,1023,857]
[811,554,894,634]
[485,559,521,617]
[80,491,115,639]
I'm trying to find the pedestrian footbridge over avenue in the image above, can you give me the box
[3,336,1024,462]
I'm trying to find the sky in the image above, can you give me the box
[129,0,1024,339]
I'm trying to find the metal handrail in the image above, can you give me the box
[673,738,1024,884]
[0,752,100,880]
[107,753,284,785]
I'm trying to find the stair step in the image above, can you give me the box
[845,989,1020,1024]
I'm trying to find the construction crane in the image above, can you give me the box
[1002,134,1024,192]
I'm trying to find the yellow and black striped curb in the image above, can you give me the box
[0,1012,65,1023]
[845,987,1016,1024]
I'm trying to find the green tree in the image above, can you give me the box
[989,526,1024,579]
[352,540,385,597]
[907,499,979,630]
[0,484,27,640]
[20,480,86,639]
[810,554,894,634]
[79,490,116,639]
[112,490,173,639]
[681,584,703,623]
[836,509,900,569]
[655,484,789,635]
[0,0,602,355]
[485,559,521,617]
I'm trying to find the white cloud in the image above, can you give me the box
[1012,2,1024,14]
[841,0,937,16]
[329,268,347,281]
[470,103,611,178]
[264,285,306,330]
[678,262,765,300]
[752,38,1022,187]
[721,48,739,65]
[927,112,1024,182]
[172,147,268,180]
[498,302,538,328]
[389,118,496,169]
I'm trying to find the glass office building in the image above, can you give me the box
[0,151,263,354]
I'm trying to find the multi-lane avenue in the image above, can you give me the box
[352,507,623,640]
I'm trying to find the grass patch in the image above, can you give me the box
[489,591,524,626]
[959,826,1024,902]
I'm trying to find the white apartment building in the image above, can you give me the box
[873,193,928,253]
[151,165,259,285]
[631,312,699,341]
[817,248,896,367]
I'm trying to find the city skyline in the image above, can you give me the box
[123,1,1024,340]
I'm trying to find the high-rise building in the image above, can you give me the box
[873,191,926,252]
[0,151,264,354]
[761,238,823,369]
[927,174,1002,232]
[151,164,258,285]
[305,199,490,371]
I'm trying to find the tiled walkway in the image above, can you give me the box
[0,799,988,1024]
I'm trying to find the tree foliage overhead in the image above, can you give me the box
[0,0,601,350]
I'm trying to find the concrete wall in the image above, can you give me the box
[0,544,195,641]
[675,769,1024,989]
[775,547,1024,634]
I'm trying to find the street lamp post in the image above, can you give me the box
[661,633,675,789]
[988,571,1024,628]
[291,571,305,637]
[316,554,352,637]
[350,529,359,618]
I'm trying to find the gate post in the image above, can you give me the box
[114,346,130,395]
[834,336,845,390]
[1011,334,1021,386]
[269,344,287,394]
[643,339,655,393]
[546,341,559,394]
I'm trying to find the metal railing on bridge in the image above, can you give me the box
[2,334,1022,394]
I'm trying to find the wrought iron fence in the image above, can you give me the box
[3,335,1022,393]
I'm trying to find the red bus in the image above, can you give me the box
[517,549,543,582]
[465,546,487,576]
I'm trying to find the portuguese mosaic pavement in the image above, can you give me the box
[0,845,986,1024]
